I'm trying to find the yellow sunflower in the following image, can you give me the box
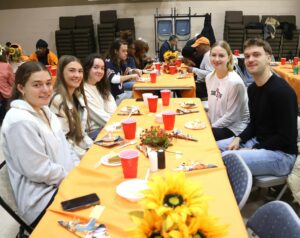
[163,51,173,61]
[187,214,228,238]
[8,47,16,55]
[141,172,209,230]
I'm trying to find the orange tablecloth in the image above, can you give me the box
[30,98,247,238]
[272,63,300,104]
[133,73,196,98]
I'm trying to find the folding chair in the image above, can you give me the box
[223,153,253,209]
[157,20,173,41]
[247,201,300,238]
[0,161,33,237]
[175,19,191,41]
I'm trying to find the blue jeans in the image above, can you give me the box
[218,137,296,176]
[123,81,135,90]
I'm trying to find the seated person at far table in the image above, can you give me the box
[218,38,298,176]
[186,37,214,99]
[159,35,178,62]
[29,39,58,66]
[106,39,140,105]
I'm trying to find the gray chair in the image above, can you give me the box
[247,201,300,238]
[0,161,33,236]
[223,153,252,209]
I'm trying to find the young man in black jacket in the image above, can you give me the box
[218,38,298,176]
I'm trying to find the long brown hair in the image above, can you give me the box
[83,53,111,101]
[53,55,89,144]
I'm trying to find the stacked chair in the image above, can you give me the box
[55,17,76,58]
[115,18,136,41]
[224,11,300,60]
[73,15,96,61]
[97,10,117,55]
[223,11,245,52]
[279,15,300,59]
[244,15,263,40]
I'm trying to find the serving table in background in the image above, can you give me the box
[29,98,248,238]
[133,73,196,98]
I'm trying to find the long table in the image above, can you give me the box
[272,63,300,104]
[29,98,248,238]
[133,72,196,98]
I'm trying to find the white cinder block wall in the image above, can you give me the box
[0,0,299,57]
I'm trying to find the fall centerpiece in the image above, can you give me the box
[139,126,172,149]
[163,51,178,74]
[130,172,228,238]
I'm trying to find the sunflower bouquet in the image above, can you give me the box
[163,51,178,74]
[8,46,22,62]
[139,126,172,149]
[130,172,228,238]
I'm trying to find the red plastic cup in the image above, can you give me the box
[160,89,171,106]
[233,49,239,56]
[162,110,176,130]
[281,58,286,65]
[122,118,136,140]
[169,66,176,75]
[155,63,161,71]
[50,68,57,77]
[147,95,158,113]
[150,72,157,83]
[176,59,182,67]
[119,149,139,179]
[294,57,299,65]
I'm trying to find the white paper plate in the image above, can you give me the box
[116,179,148,202]
[120,106,139,113]
[101,154,121,167]
[185,121,206,130]
[180,102,198,109]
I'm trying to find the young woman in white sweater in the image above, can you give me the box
[49,55,93,158]
[0,61,77,227]
[83,53,117,140]
[206,40,249,141]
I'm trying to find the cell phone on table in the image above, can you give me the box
[61,193,100,211]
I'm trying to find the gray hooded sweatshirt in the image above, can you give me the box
[0,100,77,224]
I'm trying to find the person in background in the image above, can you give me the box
[49,55,93,159]
[206,40,249,141]
[29,39,58,66]
[83,53,117,140]
[133,39,153,70]
[186,37,214,99]
[159,35,178,62]
[181,46,203,69]
[218,38,298,176]
[0,45,15,124]
[0,61,76,227]
[106,39,140,104]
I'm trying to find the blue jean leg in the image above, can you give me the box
[218,137,296,176]
[123,81,135,90]
[222,149,296,176]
